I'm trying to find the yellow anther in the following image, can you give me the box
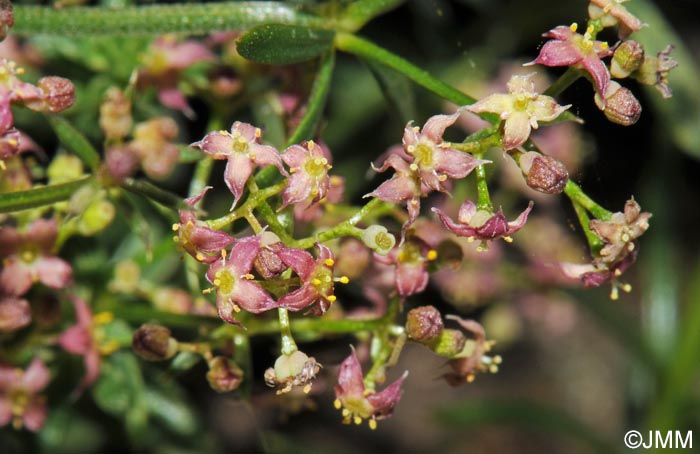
[94,311,115,325]
[289,167,298,174]
[312,278,322,286]
[438,174,448,182]
[503,236,513,243]
[334,399,342,410]
[0,161,5,171]
[610,286,620,300]
[353,416,362,425]
[570,22,578,32]
[244,273,255,280]
[324,258,335,267]
[213,279,221,286]
[426,250,438,261]
[467,237,475,243]
[172,223,180,231]
[489,364,499,373]
[614,268,622,277]
[369,419,378,430]
[307,140,315,150]
[327,295,337,303]
[202,288,213,295]
[466,374,475,383]
[233,304,241,313]
[303,384,312,394]
[603,4,612,13]
[196,253,205,261]
[342,408,350,417]
[409,163,419,172]
[221,249,228,259]
[493,355,503,364]
[255,128,262,138]
[622,283,633,293]
[601,42,609,50]
[586,24,595,35]
[337,276,350,284]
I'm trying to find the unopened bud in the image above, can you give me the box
[594,81,641,126]
[335,238,371,279]
[1,0,14,42]
[254,232,286,280]
[132,323,178,361]
[99,87,133,141]
[206,356,244,393]
[0,297,31,333]
[611,40,644,78]
[109,260,141,294]
[430,328,467,357]
[519,152,569,194]
[152,287,193,314]
[406,305,444,343]
[103,145,139,184]
[47,154,84,184]
[362,225,396,256]
[78,198,115,235]
[31,77,76,113]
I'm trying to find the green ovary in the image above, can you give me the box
[412,143,434,167]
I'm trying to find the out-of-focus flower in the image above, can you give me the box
[443,316,501,386]
[433,200,534,246]
[402,112,482,191]
[151,287,193,314]
[281,140,331,210]
[173,187,235,263]
[0,358,50,431]
[206,236,278,325]
[529,24,612,96]
[0,218,72,296]
[560,248,637,299]
[333,348,407,429]
[590,198,651,265]
[132,323,178,361]
[99,87,133,141]
[192,122,287,208]
[466,74,570,150]
[0,296,31,332]
[264,350,321,395]
[1,0,14,42]
[130,117,180,181]
[207,356,244,393]
[374,236,437,297]
[594,80,642,126]
[277,243,348,316]
[633,45,678,99]
[588,0,645,39]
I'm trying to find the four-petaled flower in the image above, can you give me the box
[173,187,235,263]
[589,198,651,265]
[374,236,437,297]
[277,243,348,316]
[442,316,502,386]
[0,218,72,296]
[0,358,50,431]
[333,348,407,429]
[529,24,613,96]
[588,0,645,39]
[280,140,332,210]
[432,200,534,246]
[206,236,278,326]
[466,74,571,150]
[192,122,287,208]
[402,112,483,192]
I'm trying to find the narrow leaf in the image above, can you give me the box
[48,116,101,170]
[340,0,406,32]
[237,24,335,65]
[365,58,416,123]
[0,176,93,213]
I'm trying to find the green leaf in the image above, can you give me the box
[39,407,105,453]
[48,116,101,170]
[365,59,416,123]
[0,176,93,214]
[145,387,198,436]
[436,398,618,453]
[237,24,335,65]
[92,351,145,417]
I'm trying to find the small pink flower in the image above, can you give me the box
[280,140,331,210]
[192,122,287,208]
[402,112,483,191]
[277,243,348,316]
[374,237,437,297]
[588,0,645,39]
[443,317,502,386]
[466,74,570,150]
[333,348,407,429]
[589,198,651,265]
[173,187,235,263]
[560,248,638,299]
[0,295,31,332]
[529,24,613,96]
[206,236,278,325]
[433,200,534,245]
[0,218,72,296]
[58,297,101,392]
[0,358,50,431]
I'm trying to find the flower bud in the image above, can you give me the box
[254,232,286,280]
[132,323,178,361]
[611,40,644,78]
[519,151,569,194]
[109,260,141,294]
[429,328,467,357]
[406,305,444,342]
[1,0,14,42]
[103,145,139,184]
[0,297,31,333]
[362,225,396,256]
[78,198,115,235]
[594,81,641,126]
[47,154,84,184]
[29,77,76,113]
[152,287,193,314]
[206,356,244,393]
[99,87,133,141]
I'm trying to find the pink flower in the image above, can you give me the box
[0,358,50,431]
[280,140,331,210]
[173,187,235,263]
[443,317,502,386]
[374,236,437,297]
[0,295,31,332]
[58,297,101,393]
[529,24,613,96]
[589,198,651,265]
[560,248,638,299]
[466,74,570,150]
[206,236,278,326]
[432,200,534,245]
[192,122,287,208]
[401,112,483,192]
[588,0,645,39]
[0,218,72,296]
[333,348,407,429]
[277,243,348,316]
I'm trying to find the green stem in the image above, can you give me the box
[475,161,492,211]
[543,68,582,98]
[0,175,93,213]
[278,308,298,355]
[571,200,604,253]
[207,180,287,230]
[563,180,613,221]
[121,178,187,212]
[48,116,101,171]
[13,3,326,36]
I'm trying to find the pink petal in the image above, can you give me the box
[277,247,315,280]
[281,172,313,208]
[158,87,193,118]
[457,200,478,224]
[433,147,484,179]
[466,94,513,116]
[366,176,418,204]
[228,236,261,274]
[0,225,20,256]
[277,283,318,312]
[475,209,510,238]
[503,111,532,150]
[188,225,235,255]
[401,122,420,149]
[232,279,278,314]
[26,218,58,252]
[191,131,233,159]
[184,186,213,207]
[58,325,92,355]
[432,207,478,238]
[224,154,253,205]
[316,243,334,263]
[421,112,460,143]
[581,54,611,95]
[167,41,214,69]
[335,348,366,398]
[533,40,582,67]
[543,25,574,41]
[230,121,259,142]
[505,201,534,234]
[395,262,429,297]
[35,256,72,289]
[215,294,243,326]
[21,400,47,432]
[281,144,307,168]
[21,358,50,392]
[366,371,407,419]
[250,143,287,176]
[0,259,33,296]
[81,348,101,389]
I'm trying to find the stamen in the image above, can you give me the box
[342,408,350,417]
[233,304,241,313]
[307,140,315,150]
[334,399,342,410]
[196,253,205,261]
[570,22,578,32]
[324,258,335,267]
[312,278,322,286]
[353,416,362,425]
[369,419,378,430]
[172,224,180,231]
[327,295,337,303]
[503,236,513,243]
[303,384,312,394]
[336,276,350,284]
[426,250,438,261]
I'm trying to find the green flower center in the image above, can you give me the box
[231,137,249,153]
[311,265,334,297]
[341,395,374,420]
[397,242,421,264]
[513,94,531,112]
[19,245,39,264]
[412,142,434,167]
[214,269,236,295]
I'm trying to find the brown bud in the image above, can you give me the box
[36,77,76,113]
[132,323,178,361]
[519,152,569,194]
[99,87,133,141]
[206,356,244,393]
[406,305,444,342]
[1,0,13,42]
[611,40,645,78]
[430,328,467,357]
[254,232,287,280]
[595,81,642,126]
[103,145,139,184]
[0,297,31,333]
